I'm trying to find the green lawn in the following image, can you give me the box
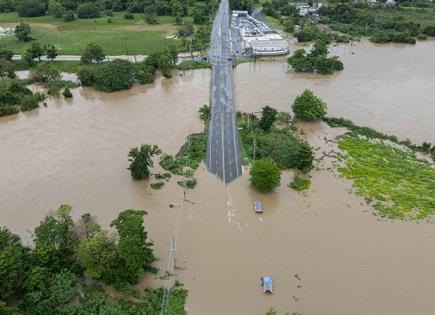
[0,12,191,54]
[338,136,435,220]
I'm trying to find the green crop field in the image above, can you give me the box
[338,135,435,220]
[0,12,191,55]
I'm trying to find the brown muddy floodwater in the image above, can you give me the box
[1,40,435,315]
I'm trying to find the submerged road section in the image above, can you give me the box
[206,0,242,184]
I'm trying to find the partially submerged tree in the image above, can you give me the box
[250,158,281,191]
[259,105,278,132]
[292,89,327,121]
[127,144,161,180]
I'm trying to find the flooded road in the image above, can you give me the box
[1,40,435,314]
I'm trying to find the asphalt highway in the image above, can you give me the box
[206,0,242,184]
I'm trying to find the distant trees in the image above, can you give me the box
[81,42,105,64]
[250,158,281,191]
[77,3,100,18]
[292,89,327,121]
[48,0,65,18]
[17,0,46,17]
[15,22,32,41]
[192,3,209,24]
[128,144,161,180]
[288,40,343,74]
[171,0,184,25]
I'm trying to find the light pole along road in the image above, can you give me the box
[206,0,242,184]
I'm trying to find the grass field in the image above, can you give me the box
[0,12,190,54]
[338,135,435,220]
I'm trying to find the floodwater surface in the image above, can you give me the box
[1,40,435,315]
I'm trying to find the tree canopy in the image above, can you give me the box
[292,89,327,121]
[128,144,162,180]
[250,158,281,191]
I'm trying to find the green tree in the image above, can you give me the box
[81,42,105,64]
[77,3,100,18]
[283,19,295,33]
[287,49,314,72]
[259,105,278,132]
[46,44,58,61]
[294,140,314,172]
[292,89,327,120]
[171,0,183,25]
[0,49,13,61]
[77,231,116,280]
[17,0,46,17]
[127,144,161,180]
[0,227,28,301]
[15,22,32,41]
[48,0,65,18]
[93,59,134,91]
[423,25,435,37]
[33,204,78,270]
[192,3,208,24]
[250,158,281,191]
[63,87,72,98]
[0,59,15,78]
[110,210,155,284]
[27,42,46,61]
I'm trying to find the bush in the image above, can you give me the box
[423,25,435,37]
[15,23,32,41]
[295,25,320,42]
[292,89,327,120]
[17,0,46,17]
[94,60,135,92]
[33,64,61,83]
[289,176,311,191]
[81,42,105,64]
[250,158,281,191]
[124,11,134,19]
[0,49,14,61]
[63,10,75,21]
[48,0,65,18]
[77,67,96,86]
[63,88,73,98]
[127,144,161,180]
[77,4,100,18]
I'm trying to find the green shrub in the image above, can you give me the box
[77,67,96,86]
[93,60,134,92]
[292,89,327,121]
[423,25,435,37]
[250,158,281,191]
[17,0,45,17]
[63,88,73,98]
[289,176,311,191]
[77,4,100,19]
